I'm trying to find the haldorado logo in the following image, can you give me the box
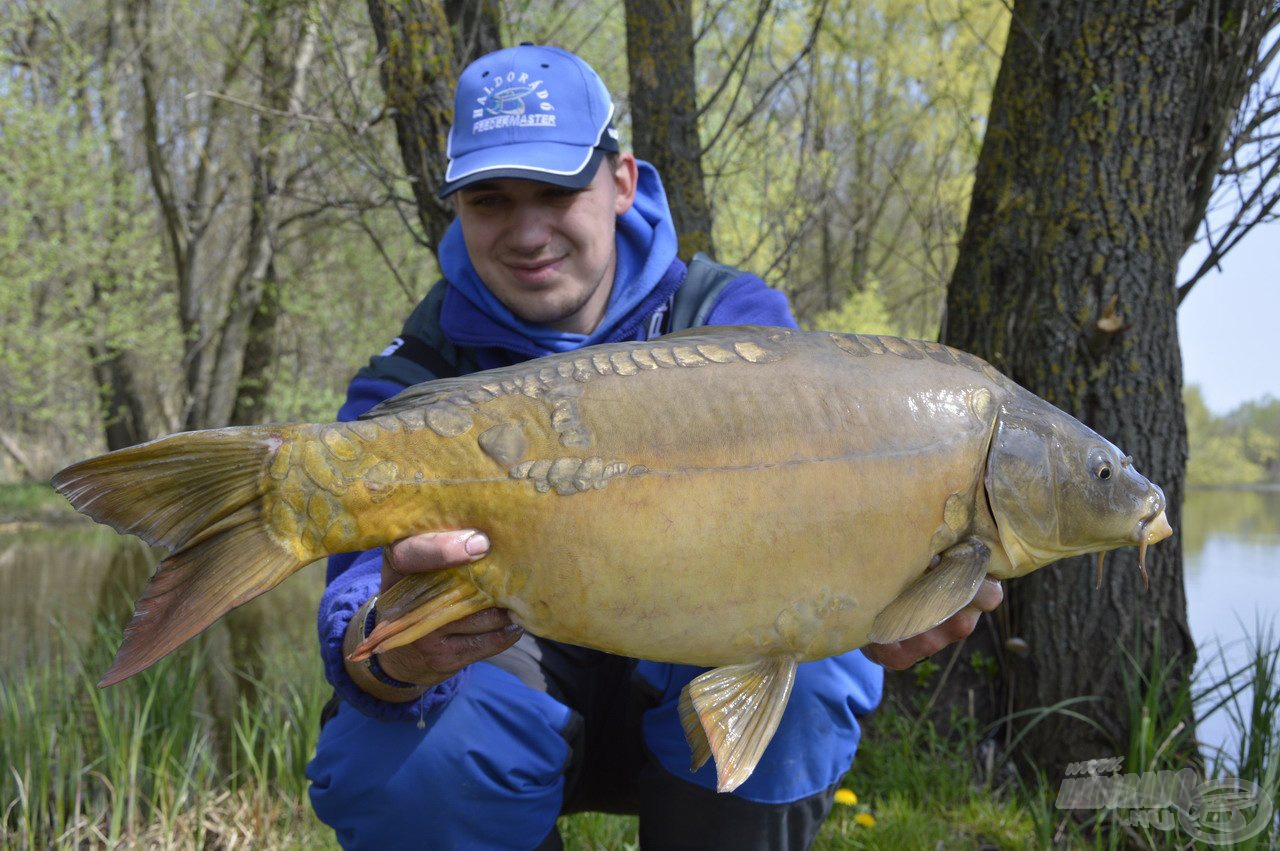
[472,71,556,133]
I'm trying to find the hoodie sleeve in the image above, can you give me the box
[703,273,801,330]
[318,372,468,722]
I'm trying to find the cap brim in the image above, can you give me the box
[438,146,606,199]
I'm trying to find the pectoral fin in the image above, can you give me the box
[867,538,990,644]
[348,567,492,661]
[677,655,798,793]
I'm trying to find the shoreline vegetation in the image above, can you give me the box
[2,606,1276,848]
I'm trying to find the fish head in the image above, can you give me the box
[984,396,1172,580]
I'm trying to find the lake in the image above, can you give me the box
[1182,486,1280,769]
[2,487,1277,763]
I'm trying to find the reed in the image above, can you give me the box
[1021,621,1279,849]
[1,616,334,849]
[5,610,1276,848]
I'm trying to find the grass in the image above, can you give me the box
[1,616,337,850]
[5,605,1277,849]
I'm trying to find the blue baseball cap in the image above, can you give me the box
[438,44,620,198]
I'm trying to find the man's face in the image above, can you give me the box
[453,153,639,335]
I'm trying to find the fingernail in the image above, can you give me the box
[464,532,490,559]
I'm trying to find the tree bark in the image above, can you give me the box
[624,0,715,259]
[938,0,1272,776]
[366,0,502,256]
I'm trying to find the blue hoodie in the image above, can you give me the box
[317,161,837,722]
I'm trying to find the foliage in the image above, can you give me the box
[805,281,902,337]
[0,47,169,461]
[697,0,1009,336]
[0,483,73,521]
[1185,385,1280,485]
[0,1,436,467]
[0,614,333,849]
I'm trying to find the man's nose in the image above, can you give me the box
[506,205,554,251]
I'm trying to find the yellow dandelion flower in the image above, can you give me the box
[854,812,877,828]
[833,789,858,806]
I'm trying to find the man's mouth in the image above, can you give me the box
[505,257,565,283]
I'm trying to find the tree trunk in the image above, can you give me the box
[89,340,148,451]
[229,260,279,427]
[211,6,317,429]
[129,0,248,431]
[85,1,149,451]
[624,0,715,259]
[939,0,1271,776]
[366,0,502,256]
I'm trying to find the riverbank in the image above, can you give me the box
[0,482,83,525]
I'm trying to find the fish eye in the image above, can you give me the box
[1088,448,1115,482]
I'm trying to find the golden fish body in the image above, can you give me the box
[285,332,999,665]
[53,327,1172,792]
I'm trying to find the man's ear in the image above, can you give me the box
[612,152,639,216]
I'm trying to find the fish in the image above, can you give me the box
[52,326,1173,792]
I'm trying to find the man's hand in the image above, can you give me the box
[861,577,1003,670]
[345,530,522,699]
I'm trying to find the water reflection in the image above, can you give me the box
[1182,486,1280,561]
[1183,487,1280,769]
[0,526,150,672]
[0,524,324,680]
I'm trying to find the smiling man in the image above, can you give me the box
[306,44,1002,850]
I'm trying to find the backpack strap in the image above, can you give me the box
[664,252,746,334]
[358,281,478,385]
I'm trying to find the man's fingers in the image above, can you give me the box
[862,641,917,671]
[379,621,523,685]
[970,577,1004,613]
[381,531,490,592]
[439,623,524,661]
[864,580,1005,670]
[438,607,513,636]
[387,530,490,573]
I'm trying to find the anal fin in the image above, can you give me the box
[867,538,990,644]
[677,655,798,793]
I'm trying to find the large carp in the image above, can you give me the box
[53,327,1171,792]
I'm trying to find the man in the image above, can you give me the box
[306,44,1002,849]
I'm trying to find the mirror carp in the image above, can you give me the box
[52,327,1172,792]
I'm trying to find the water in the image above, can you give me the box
[2,491,1276,759]
[1182,487,1280,769]
[0,522,324,678]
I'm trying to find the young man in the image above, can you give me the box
[307,44,1002,849]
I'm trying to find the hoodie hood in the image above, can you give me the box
[438,159,681,360]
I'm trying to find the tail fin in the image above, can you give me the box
[51,427,306,686]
